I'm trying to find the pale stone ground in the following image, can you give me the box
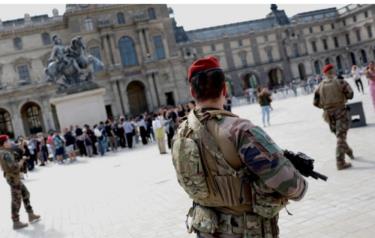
[0,77,374,238]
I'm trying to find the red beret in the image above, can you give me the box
[323,64,334,74]
[187,56,221,82]
[0,135,9,143]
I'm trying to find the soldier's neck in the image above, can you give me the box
[196,100,224,111]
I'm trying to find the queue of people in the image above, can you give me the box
[8,102,200,173]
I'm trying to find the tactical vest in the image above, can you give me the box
[318,78,346,110]
[172,110,253,214]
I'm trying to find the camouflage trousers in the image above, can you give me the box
[325,107,353,162]
[6,176,33,222]
[196,214,279,238]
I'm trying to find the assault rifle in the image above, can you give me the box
[283,150,328,181]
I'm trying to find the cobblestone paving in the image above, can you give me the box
[0,78,374,238]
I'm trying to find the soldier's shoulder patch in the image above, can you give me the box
[249,126,281,155]
[3,152,12,162]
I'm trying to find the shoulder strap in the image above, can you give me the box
[187,111,245,177]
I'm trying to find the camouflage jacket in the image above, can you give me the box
[195,109,308,201]
[0,148,21,178]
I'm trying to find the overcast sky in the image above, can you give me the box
[0,4,343,31]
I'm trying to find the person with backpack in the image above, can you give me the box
[314,64,355,170]
[172,56,307,238]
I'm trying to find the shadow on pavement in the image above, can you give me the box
[17,222,66,238]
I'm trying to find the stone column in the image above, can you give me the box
[147,73,158,108]
[100,35,113,66]
[108,33,122,67]
[41,97,55,132]
[110,80,125,117]
[137,29,147,60]
[9,101,25,137]
[119,81,130,115]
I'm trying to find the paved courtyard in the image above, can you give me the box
[1,78,374,238]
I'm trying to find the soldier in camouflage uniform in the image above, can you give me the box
[313,64,354,170]
[0,135,41,230]
[172,56,308,238]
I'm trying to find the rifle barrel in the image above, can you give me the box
[311,171,328,181]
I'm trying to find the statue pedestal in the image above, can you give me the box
[50,88,107,130]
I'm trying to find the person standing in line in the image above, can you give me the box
[117,118,127,148]
[123,118,134,149]
[94,124,106,156]
[53,131,65,163]
[85,125,98,155]
[165,108,176,149]
[105,120,117,152]
[351,65,364,94]
[314,64,354,170]
[258,87,272,127]
[82,128,93,157]
[152,113,167,154]
[63,128,76,162]
[75,125,86,157]
[365,61,375,111]
[137,115,148,145]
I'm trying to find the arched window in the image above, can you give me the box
[41,32,51,45]
[13,37,23,50]
[118,36,138,67]
[21,102,44,135]
[117,12,125,24]
[148,8,156,20]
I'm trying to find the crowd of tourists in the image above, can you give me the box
[10,101,200,173]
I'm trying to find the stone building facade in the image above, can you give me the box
[178,4,375,96]
[0,4,189,137]
[0,4,374,137]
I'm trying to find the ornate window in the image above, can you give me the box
[293,43,299,57]
[117,12,125,24]
[355,29,361,42]
[25,104,43,133]
[118,36,138,67]
[89,47,103,72]
[314,61,321,74]
[311,41,317,52]
[211,44,216,52]
[0,109,13,136]
[322,39,328,50]
[153,35,166,60]
[148,8,156,20]
[41,32,51,45]
[84,17,94,31]
[345,33,351,45]
[367,25,373,38]
[13,37,23,50]
[239,51,247,66]
[17,64,31,81]
[333,36,339,48]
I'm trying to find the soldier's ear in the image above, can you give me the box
[190,86,197,98]
[222,83,227,97]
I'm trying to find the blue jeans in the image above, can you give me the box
[98,138,106,156]
[261,106,271,126]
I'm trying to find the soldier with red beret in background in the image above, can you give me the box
[0,135,40,229]
[313,64,355,170]
[172,56,308,237]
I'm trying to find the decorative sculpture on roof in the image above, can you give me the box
[45,35,103,90]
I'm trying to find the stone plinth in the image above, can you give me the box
[50,88,107,130]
